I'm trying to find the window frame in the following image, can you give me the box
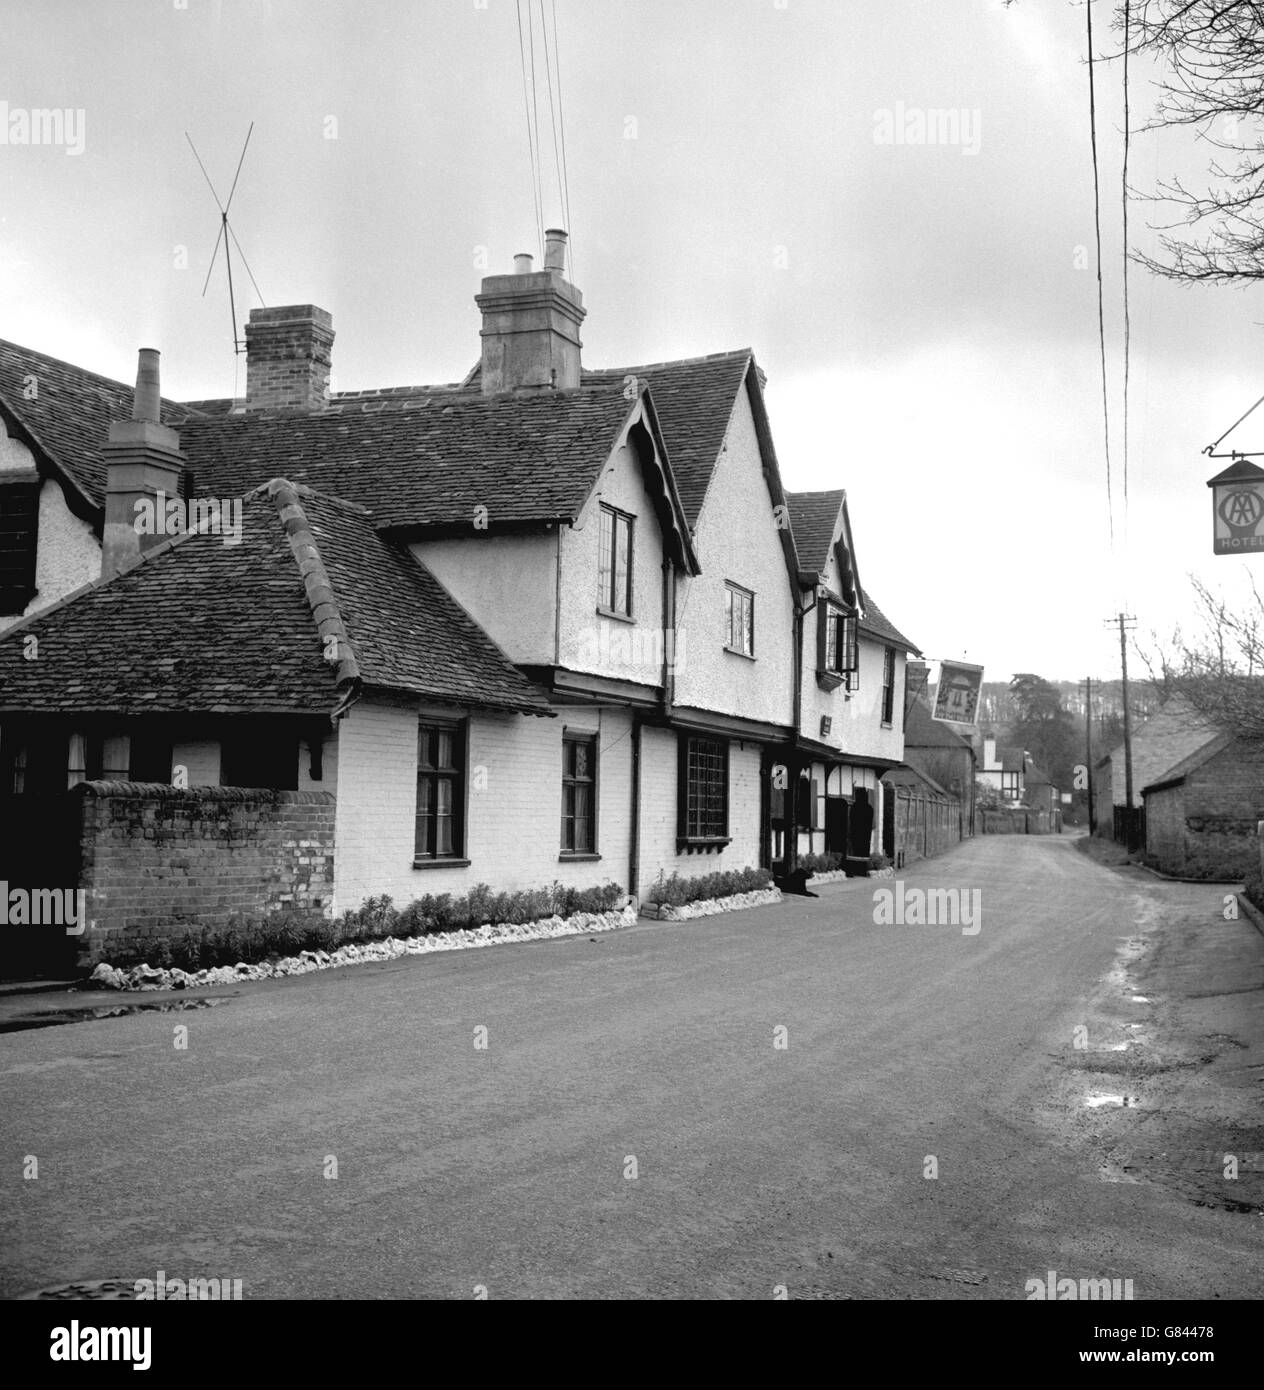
[0,473,40,617]
[414,718,468,865]
[597,504,634,618]
[724,581,755,657]
[560,729,600,859]
[677,733,730,850]
[881,646,896,725]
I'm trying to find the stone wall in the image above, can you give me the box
[78,782,335,964]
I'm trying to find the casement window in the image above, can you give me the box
[724,582,754,656]
[416,721,466,861]
[1001,772,1020,800]
[678,734,729,846]
[818,604,859,689]
[560,732,598,855]
[0,476,39,616]
[881,646,896,725]
[66,732,131,789]
[598,505,633,616]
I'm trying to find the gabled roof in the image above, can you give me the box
[177,383,700,576]
[0,339,202,516]
[1141,732,1236,796]
[0,479,550,719]
[785,490,844,576]
[581,350,753,526]
[904,698,975,751]
[858,587,919,654]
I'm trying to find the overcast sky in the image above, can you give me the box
[3,0,1260,684]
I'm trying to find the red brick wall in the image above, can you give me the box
[78,782,335,964]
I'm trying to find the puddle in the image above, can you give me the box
[1084,1092,1142,1109]
[0,997,229,1034]
[1131,996,1151,1004]
[1103,1042,1130,1052]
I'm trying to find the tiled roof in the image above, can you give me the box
[0,339,202,509]
[858,587,919,654]
[785,490,844,574]
[180,385,640,531]
[0,480,550,717]
[904,698,974,750]
[582,351,752,525]
[1141,732,1234,794]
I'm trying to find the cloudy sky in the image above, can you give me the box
[2,0,1259,683]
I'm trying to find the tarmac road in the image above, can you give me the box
[1,834,1261,1299]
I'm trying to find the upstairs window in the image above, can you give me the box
[416,721,466,861]
[0,476,39,616]
[819,604,859,689]
[881,646,896,724]
[724,582,754,656]
[598,505,633,617]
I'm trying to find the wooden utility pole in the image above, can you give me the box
[1104,615,1138,846]
[1084,675,1095,833]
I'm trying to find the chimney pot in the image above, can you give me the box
[133,348,162,422]
[543,228,568,272]
[475,231,585,394]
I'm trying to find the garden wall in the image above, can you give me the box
[77,782,334,965]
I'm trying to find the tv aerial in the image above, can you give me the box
[186,122,265,354]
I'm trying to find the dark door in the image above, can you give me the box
[849,787,875,857]
[0,791,84,979]
[824,797,849,856]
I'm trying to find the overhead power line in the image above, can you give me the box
[1086,0,1115,551]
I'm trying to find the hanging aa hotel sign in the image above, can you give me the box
[1207,457,1264,555]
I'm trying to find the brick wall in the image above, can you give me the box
[78,782,335,964]
[1145,741,1264,879]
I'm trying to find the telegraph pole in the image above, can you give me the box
[1084,675,1095,833]
[1104,614,1138,846]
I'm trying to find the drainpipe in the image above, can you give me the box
[628,713,641,906]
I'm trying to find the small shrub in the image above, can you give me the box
[647,865,771,907]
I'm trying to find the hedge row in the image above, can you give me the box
[112,879,625,971]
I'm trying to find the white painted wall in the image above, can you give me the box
[637,725,763,898]
[799,625,906,766]
[332,696,634,914]
[410,532,557,665]
[670,389,795,727]
[171,740,221,786]
[558,423,667,689]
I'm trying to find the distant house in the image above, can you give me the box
[1141,734,1264,880]
[901,697,976,828]
[976,738,1026,804]
[1022,763,1061,820]
[1092,694,1220,834]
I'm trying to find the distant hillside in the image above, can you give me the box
[921,679,1161,728]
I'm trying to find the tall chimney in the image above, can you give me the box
[101,349,186,578]
[244,305,335,411]
[476,229,585,393]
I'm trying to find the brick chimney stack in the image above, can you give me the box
[101,348,186,579]
[244,305,335,411]
[476,229,585,393]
